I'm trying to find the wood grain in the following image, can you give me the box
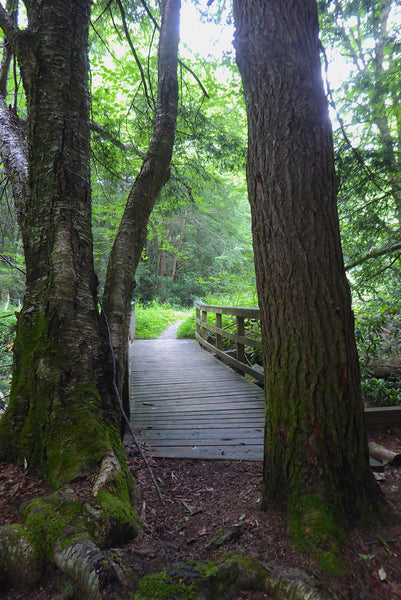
[129,339,265,460]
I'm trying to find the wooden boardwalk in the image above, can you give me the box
[129,339,265,460]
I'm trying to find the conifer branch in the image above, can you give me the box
[345,243,401,271]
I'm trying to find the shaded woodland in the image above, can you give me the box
[0,1,400,599]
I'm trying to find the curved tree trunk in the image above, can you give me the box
[233,0,383,544]
[102,0,180,405]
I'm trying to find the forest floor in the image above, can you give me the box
[1,426,401,600]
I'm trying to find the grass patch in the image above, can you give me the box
[134,301,191,339]
[176,316,196,339]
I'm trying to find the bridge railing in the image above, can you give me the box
[194,301,264,383]
[194,301,401,428]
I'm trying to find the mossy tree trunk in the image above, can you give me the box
[0,0,180,593]
[0,0,119,485]
[233,0,384,542]
[0,0,180,484]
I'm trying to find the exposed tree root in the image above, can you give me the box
[0,452,337,599]
[54,536,121,600]
[0,524,40,587]
[196,558,329,600]
[0,450,140,599]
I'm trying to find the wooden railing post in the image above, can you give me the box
[216,312,223,350]
[196,303,201,338]
[201,309,208,341]
[236,315,246,367]
[194,302,264,384]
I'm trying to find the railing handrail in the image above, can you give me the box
[194,301,260,319]
[194,300,263,383]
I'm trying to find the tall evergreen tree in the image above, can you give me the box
[233,0,384,563]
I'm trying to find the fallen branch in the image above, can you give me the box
[368,441,401,467]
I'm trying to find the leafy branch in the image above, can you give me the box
[90,120,145,157]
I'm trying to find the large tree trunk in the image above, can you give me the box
[233,0,383,549]
[0,0,120,485]
[0,0,180,593]
[102,0,180,400]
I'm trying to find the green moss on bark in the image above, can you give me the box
[289,494,345,575]
[45,388,111,486]
[22,491,85,565]
[0,309,57,466]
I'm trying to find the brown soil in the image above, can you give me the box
[1,426,401,600]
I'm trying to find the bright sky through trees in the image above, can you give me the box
[180,1,401,90]
[180,0,234,59]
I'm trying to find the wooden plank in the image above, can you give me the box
[130,338,265,460]
[137,427,264,439]
[135,422,264,429]
[365,406,401,427]
[139,445,263,460]
[130,335,401,461]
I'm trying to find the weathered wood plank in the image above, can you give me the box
[130,339,265,460]
[137,427,264,439]
[140,445,263,460]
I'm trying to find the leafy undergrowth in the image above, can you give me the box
[0,308,16,413]
[176,315,196,339]
[1,427,401,599]
[134,301,191,339]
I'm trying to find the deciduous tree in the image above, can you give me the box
[0,0,180,593]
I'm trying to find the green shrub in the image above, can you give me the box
[354,297,401,406]
[204,291,258,308]
[176,316,196,339]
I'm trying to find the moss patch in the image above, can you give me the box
[92,486,140,547]
[133,572,196,600]
[21,491,85,566]
[45,390,108,486]
[289,494,345,575]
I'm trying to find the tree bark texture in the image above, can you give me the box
[0,0,119,484]
[233,0,383,529]
[102,0,180,398]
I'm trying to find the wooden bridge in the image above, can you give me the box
[129,338,265,460]
[129,302,401,461]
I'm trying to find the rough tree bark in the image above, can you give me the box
[233,0,384,563]
[0,0,181,595]
[0,0,115,484]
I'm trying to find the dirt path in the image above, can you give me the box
[157,319,185,340]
